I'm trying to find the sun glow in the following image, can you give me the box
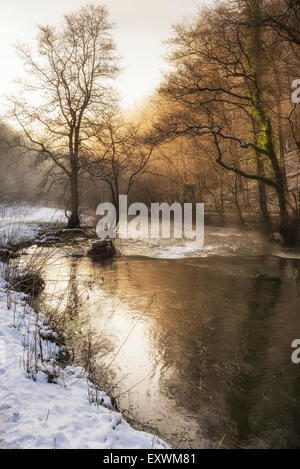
[0,0,201,113]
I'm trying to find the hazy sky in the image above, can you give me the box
[0,0,205,111]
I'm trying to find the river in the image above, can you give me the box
[30,226,300,448]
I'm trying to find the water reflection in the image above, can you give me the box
[33,246,300,448]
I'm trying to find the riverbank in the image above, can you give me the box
[0,205,170,449]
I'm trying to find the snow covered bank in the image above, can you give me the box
[0,205,67,247]
[0,274,170,449]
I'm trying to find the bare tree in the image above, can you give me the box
[11,4,119,227]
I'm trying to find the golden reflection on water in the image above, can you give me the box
[31,247,300,448]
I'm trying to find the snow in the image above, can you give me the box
[0,205,67,246]
[0,275,170,449]
[0,205,170,449]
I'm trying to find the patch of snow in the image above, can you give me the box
[0,273,169,449]
[0,205,67,247]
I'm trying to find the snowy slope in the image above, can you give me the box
[0,276,169,449]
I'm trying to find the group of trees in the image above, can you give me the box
[10,5,156,227]
[149,0,300,245]
[3,1,300,246]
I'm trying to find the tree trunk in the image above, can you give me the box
[276,100,288,194]
[68,163,80,228]
[255,150,273,234]
[235,195,245,226]
[266,130,298,246]
[277,183,299,246]
[106,180,119,226]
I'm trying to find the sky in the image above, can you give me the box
[0,0,205,112]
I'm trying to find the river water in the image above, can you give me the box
[33,226,300,448]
